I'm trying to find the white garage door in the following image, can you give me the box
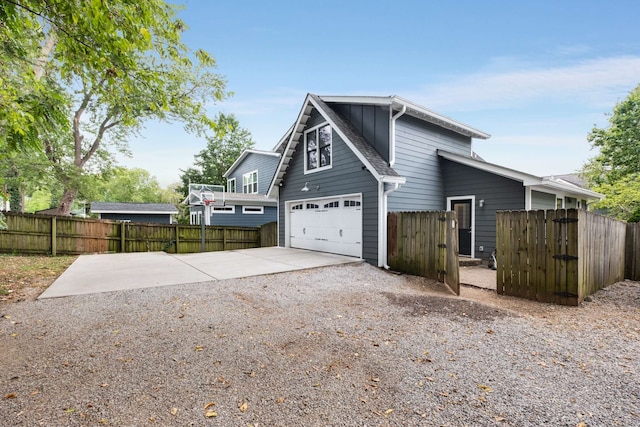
[289,195,362,257]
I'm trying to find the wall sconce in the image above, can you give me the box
[479,199,485,208]
[301,181,320,192]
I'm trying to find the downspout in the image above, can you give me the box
[389,104,407,167]
[383,182,401,269]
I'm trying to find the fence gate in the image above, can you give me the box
[496,209,625,306]
[387,211,459,295]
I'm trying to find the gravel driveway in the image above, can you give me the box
[1,263,639,426]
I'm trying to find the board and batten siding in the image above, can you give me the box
[330,103,391,163]
[440,159,525,260]
[210,206,277,227]
[388,115,473,212]
[228,152,280,195]
[278,108,379,264]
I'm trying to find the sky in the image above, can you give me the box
[122,0,640,187]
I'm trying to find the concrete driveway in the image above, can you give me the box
[38,247,362,299]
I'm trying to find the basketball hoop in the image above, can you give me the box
[204,199,213,206]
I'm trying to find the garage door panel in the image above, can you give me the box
[288,195,362,257]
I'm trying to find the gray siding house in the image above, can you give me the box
[267,94,603,266]
[187,149,280,227]
[90,202,178,224]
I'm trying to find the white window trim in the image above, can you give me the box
[213,205,235,214]
[242,170,258,194]
[304,122,332,175]
[227,177,236,193]
[242,206,264,214]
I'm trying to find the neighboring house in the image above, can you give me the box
[90,202,178,224]
[267,93,603,266]
[187,149,280,227]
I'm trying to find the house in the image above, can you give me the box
[90,202,178,224]
[267,94,602,266]
[187,149,280,227]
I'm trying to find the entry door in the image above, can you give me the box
[451,199,472,256]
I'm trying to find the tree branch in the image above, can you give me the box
[79,108,121,168]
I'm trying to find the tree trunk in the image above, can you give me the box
[55,188,78,216]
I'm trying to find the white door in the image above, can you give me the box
[288,195,362,257]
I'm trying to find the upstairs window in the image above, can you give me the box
[305,123,332,173]
[227,178,236,193]
[243,170,258,194]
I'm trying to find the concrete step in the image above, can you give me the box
[459,257,482,267]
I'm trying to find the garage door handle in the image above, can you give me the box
[303,228,306,234]
[339,229,343,237]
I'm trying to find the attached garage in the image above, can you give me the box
[287,194,362,257]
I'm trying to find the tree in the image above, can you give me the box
[87,167,179,204]
[1,0,228,216]
[583,84,640,221]
[178,113,255,196]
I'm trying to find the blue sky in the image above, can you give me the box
[123,0,640,186]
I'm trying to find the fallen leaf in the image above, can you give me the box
[98,419,109,424]
[425,377,435,382]
[148,417,154,422]
[29,390,39,396]
[100,383,109,388]
[4,393,17,399]
[204,402,216,410]
[195,346,204,352]
[487,329,494,334]
[65,408,76,413]
[204,410,217,418]
[576,423,586,427]
[384,409,394,416]
[276,397,285,404]
[478,384,493,392]
[239,401,248,412]
[440,392,449,397]
[170,408,178,415]
[371,377,380,382]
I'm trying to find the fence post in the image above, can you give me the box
[174,224,180,254]
[51,216,57,256]
[120,221,126,253]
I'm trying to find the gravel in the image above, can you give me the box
[1,263,639,426]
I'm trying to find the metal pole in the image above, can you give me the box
[201,204,206,252]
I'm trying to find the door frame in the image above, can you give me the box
[447,195,475,259]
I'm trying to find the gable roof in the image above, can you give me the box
[268,93,405,195]
[437,150,604,200]
[320,95,491,139]
[223,149,280,178]
[90,202,178,214]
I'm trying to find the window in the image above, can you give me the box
[291,204,303,211]
[324,201,340,208]
[213,205,235,214]
[306,203,319,209]
[243,170,258,194]
[344,200,361,207]
[305,123,332,172]
[227,178,236,193]
[242,206,264,214]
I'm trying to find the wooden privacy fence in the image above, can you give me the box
[496,209,626,305]
[0,212,277,255]
[387,211,459,295]
[626,222,640,281]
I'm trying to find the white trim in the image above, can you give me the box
[227,177,236,193]
[90,210,178,215]
[242,206,264,215]
[242,170,259,194]
[319,95,491,139]
[304,122,333,174]
[447,195,475,259]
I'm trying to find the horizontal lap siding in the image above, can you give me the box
[279,109,379,264]
[211,206,277,227]
[441,159,524,260]
[389,115,472,212]
[228,153,279,195]
[531,190,556,210]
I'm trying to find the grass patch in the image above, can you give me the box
[0,255,77,302]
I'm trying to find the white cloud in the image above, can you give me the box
[410,56,640,111]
